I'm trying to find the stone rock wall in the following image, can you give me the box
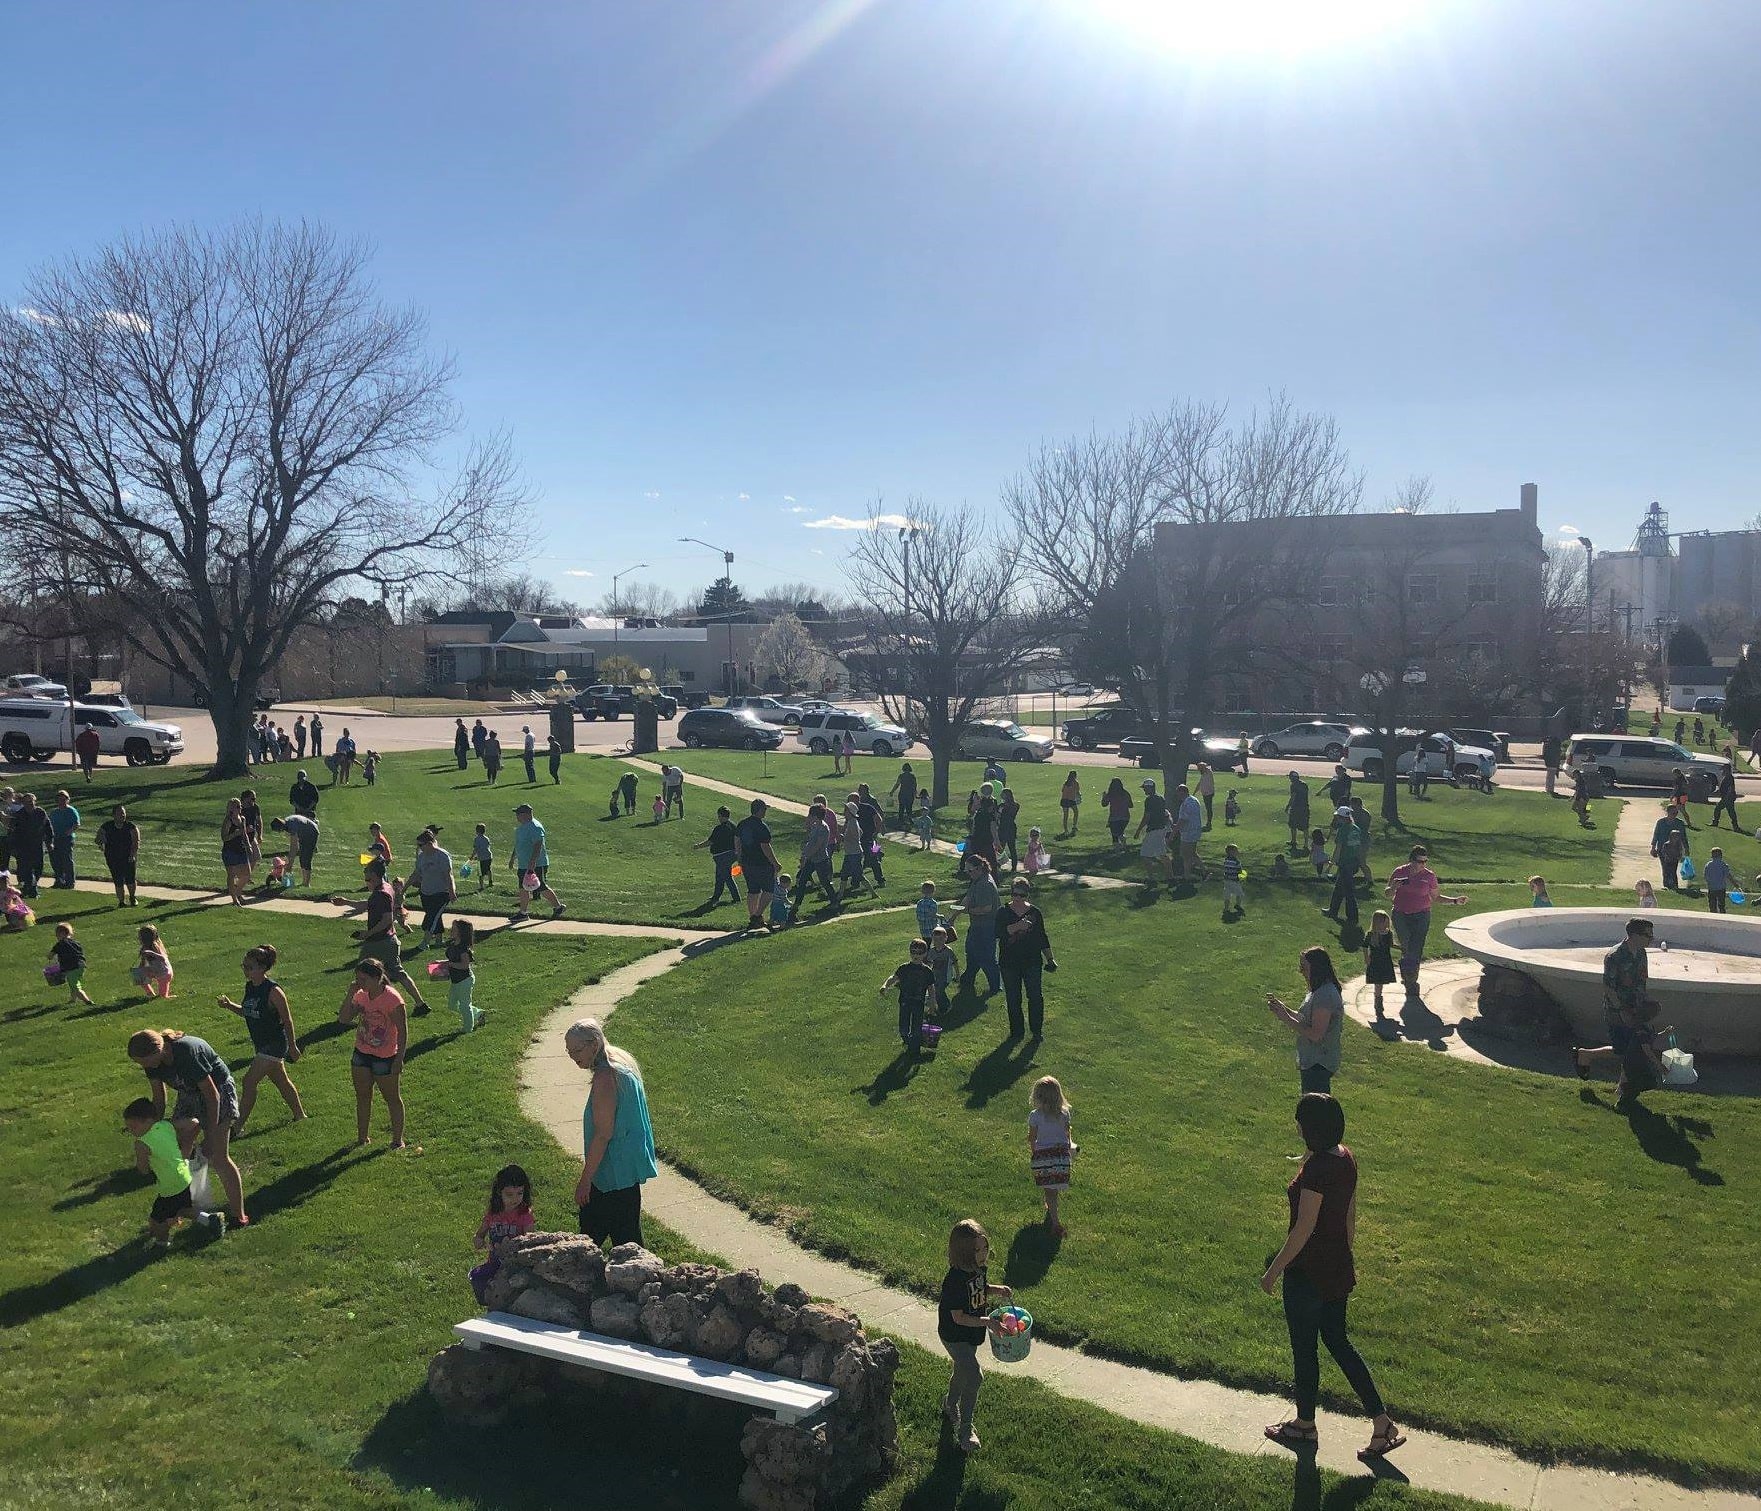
[427,1235,899,1509]
[1469,965,1574,1044]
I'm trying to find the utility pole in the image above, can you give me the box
[610,562,649,652]
[1619,602,1639,641]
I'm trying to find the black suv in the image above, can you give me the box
[1061,705,1145,750]
[676,707,783,750]
[573,685,678,721]
[661,684,712,709]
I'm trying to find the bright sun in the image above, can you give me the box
[1087,0,1417,58]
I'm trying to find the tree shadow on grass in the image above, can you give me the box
[355,1381,750,1511]
[1001,1220,1061,1290]
[960,1036,1040,1111]
[51,1166,152,1212]
[1581,1089,1724,1186]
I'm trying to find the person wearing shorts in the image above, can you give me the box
[510,803,565,921]
[127,1028,247,1228]
[271,813,320,886]
[735,798,781,930]
[358,859,432,1014]
[339,958,408,1147]
[1135,779,1173,884]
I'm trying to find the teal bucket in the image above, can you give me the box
[988,1305,1033,1363]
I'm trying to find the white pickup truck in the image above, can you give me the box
[0,698,184,767]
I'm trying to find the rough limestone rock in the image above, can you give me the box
[589,1294,641,1338]
[797,1303,860,1346]
[1471,965,1573,1044]
[430,1240,898,1507]
[691,1303,744,1361]
[508,1285,587,1327]
[605,1250,665,1295]
[425,1342,544,1427]
[742,1325,786,1368]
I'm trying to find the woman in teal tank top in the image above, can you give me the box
[564,1017,657,1246]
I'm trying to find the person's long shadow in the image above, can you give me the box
[961,1035,1040,1111]
[1581,1090,1724,1186]
[1278,1441,1407,1511]
[249,1142,385,1223]
[69,995,141,1020]
[679,931,753,961]
[856,1050,921,1106]
[0,1237,161,1328]
[51,1167,152,1212]
[1002,1219,1061,1290]
[2,1001,60,1025]
[297,1018,355,1049]
[895,1429,982,1510]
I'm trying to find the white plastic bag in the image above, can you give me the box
[187,1151,215,1212]
[1660,1047,1698,1089]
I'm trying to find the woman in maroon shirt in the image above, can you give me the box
[1260,1093,1405,1461]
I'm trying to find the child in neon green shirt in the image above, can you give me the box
[124,1098,222,1247]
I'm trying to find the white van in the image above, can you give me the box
[0,698,184,767]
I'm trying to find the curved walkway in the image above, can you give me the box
[58,873,1758,1504]
[518,944,1761,1511]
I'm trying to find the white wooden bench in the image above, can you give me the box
[455,1312,839,1426]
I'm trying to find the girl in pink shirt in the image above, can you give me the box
[338,959,408,1147]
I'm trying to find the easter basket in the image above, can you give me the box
[988,1305,1033,1363]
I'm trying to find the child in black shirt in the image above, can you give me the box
[48,921,94,1005]
[938,1219,1011,1453]
[880,938,936,1054]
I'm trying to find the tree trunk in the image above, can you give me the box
[1377,697,1403,824]
[208,685,257,779]
[930,745,953,811]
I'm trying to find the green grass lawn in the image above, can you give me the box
[610,882,1761,1485]
[0,892,1490,1511]
[661,751,1618,886]
[2,752,896,928]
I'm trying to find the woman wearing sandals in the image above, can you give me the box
[1260,1092,1405,1464]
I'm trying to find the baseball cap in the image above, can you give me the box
[1141,778,1155,789]
[513,803,534,815]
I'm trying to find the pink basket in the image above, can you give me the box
[426,960,448,978]
[43,965,63,983]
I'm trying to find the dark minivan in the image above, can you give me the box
[676,707,784,750]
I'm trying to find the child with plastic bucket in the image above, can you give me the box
[938,1219,1016,1454]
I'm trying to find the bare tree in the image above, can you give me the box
[1010,395,1362,789]
[595,581,680,622]
[846,501,1044,806]
[0,221,528,775]
[752,611,826,691]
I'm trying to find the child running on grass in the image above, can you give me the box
[651,792,667,824]
[135,925,175,997]
[470,1163,536,1302]
[880,937,937,1055]
[447,918,484,1031]
[1309,828,1330,878]
[1363,911,1396,1018]
[938,1219,1013,1454]
[916,880,942,941]
[1023,827,1051,875]
[472,823,494,889]
[220,944,305,1131]
[48,921,94,1005]
[123,1097,223,1248]
[1529,875,1553,907]
[1028,1076,1074,1236]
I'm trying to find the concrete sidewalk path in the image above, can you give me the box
[518,952,1760,1511]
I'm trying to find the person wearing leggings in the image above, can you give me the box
[1260,1093,1406,1464]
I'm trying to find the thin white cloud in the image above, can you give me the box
[563,569,595,578]
[802,512,921,531]
[643,491,661,500]
[737,492,750,501]
[102,309,150,333]
[810,548,824,556]
[781,505,806,514]
[15,305,58,326]
[783,495,796,503]
[1555,524,1580,538]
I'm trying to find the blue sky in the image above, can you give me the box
[4,0,1758,604]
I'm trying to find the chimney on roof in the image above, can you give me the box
[1520,482,1538,527]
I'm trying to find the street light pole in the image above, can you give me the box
[680,537,737,694]
[610,562,649,652]
[1580,537,1594,634]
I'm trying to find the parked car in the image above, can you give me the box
[0,698,184,766]
[1449,727,1512,763]
[792,698,842,716]
[1250,721,1366,761]
[1346,729,1495,784]
[82,691,134,710]
[1693,695,1727,715]
[956,720,1055,763]
[1119,732,1247,770]
[660,684,713,709]
[1061,705,1147,750]
[3,673,69,700]
[795,709,912,757]
[573,685,678,720]
[1565,734,1727,790]
[724,695,804,727]
[189,681,279,711]
[676,707,784,750]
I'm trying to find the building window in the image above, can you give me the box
[1466,570,1498,605]
[1465,638,1499,660]
[1313,635,1351,661]
[1316,577,1344,607]
[1406,574,1439,605]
